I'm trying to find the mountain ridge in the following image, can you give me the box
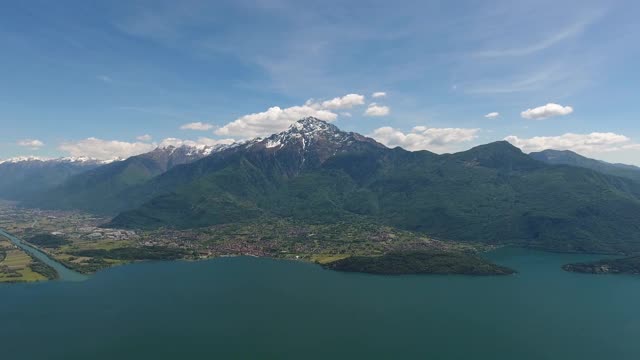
[10,118,640,255]
[530,149,640,182]
[21,144,228,213]
[0,157,105,201]
[105,118,640,255]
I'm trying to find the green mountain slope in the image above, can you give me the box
[109,118,640,254]
[110,120,386,227]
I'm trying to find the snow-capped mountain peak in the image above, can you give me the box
[256,117,346,150]
[254,117,382,151]
[242,117,385,171]
[0,156,118,166]
[288,116,339,134]
[57,157,116,164]
[0,156,49,164]
[156,143,234,159]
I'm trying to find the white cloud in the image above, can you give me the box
[521,103,573,120]
[136,134,153,142]
[484,112,500,119]
[370,126,479,152]
[372,92,387,98]
[59,136,237,160]
[364,103,390,117]
[320,94,365,110]
[180,122,214,131]
[59,138,156,160]
[505,132,637,154]
[215,93,365,138]
[17,139,44,149]
[340,112,352,117]
[216,105,337,138]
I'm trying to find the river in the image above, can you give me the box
[1,247,639,359]
[0,228,86,281]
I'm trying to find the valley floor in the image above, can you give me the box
[0,238,50,283]
[0,202,501,280]
[6,201,632,279]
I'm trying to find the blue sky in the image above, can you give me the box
[2,0,640,164]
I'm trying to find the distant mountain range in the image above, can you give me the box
[0,157,106,201]
[530,149,640,182]
[19,145,225,213]
[4,118,640,254]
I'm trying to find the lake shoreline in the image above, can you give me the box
[3,225,635,285]
[562,256,640,275]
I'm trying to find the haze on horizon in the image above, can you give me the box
[2,0,639,164]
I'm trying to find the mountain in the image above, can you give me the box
[107,118,640,254]
[107,117,388,227]
[23,145,227,213]
[530,149,640,182]
[0,157,105,200]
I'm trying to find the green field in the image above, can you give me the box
[0,242,48,282]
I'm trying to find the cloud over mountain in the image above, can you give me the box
[370,125,479,152]
[59,138,156,160]
[59,136,237,160]
[215,94,365,138]
[505,132,638,153]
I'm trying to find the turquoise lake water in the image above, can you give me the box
[1,247,639,359]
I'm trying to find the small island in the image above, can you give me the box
[562,256,640,275]
[322,251,516,276]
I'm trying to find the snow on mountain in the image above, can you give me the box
[0,143,234,166]
[251,117,384,152]
[238,117,386,170]
[0,156,49,164]
[0,119,368,168]
[151,144,233,165]
[0,156,115,166]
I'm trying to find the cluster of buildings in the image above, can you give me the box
[77,227,138,241]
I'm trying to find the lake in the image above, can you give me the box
[1,247,639,359]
